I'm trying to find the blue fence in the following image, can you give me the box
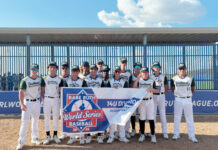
[0,44,218,90]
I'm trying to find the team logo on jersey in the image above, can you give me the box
[62,88,109,133]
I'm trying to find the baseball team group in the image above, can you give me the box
[16,57,198,150]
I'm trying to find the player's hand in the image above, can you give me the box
[136,74,141,81]
[146,88,153,93]
[21,104,27,111]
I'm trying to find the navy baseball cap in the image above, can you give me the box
[90,64,98,69]
[134,62,142,68]
[71,65,80,71]
[178,63,186,69]
[152,61,161,68]
[47,61,58,68]
[61,61,69,67]
[140,67,149,72]
[101,65,110,71]
[30,64,39,70]
[82,61,90,67]
[120,57,127,63]
[97,59,104,64]
[114,66,121,71]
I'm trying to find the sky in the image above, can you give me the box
[0,0,217,28]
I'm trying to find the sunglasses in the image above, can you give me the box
[98,63,103,65]
[179,68,186,70]
[31,68,39,72]
[115,71,121,73]
[72,69,79,72]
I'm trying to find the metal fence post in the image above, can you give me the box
[144,45,147,66]
[51,45,54,61]
[213,44,217,89]
[182,45,186,63]
[26,35,31,76]
[133,45,135,66]
[105,46,108,65]
[67,45,70,65]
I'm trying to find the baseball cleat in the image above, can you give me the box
[163,133,169,139]
[67,137,76,145]
[138,134,145,142]
[43,136,51,145]
[16,140,24,150]
[130,129,136,137]
[114,131,119,140]
[189,137,198,143]
[53,135,61,144]
[86,136,92,144]
[59,134,67,140]
[119,137,130,143]
[31,138,42,145]
[97,136,104,144]
[151,135,156,143]
[107,137,114,144]
[80,137,85,145]
[172,134,180,140]
[126,132,131,139]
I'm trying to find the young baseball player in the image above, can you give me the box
[79,61,90,80]
[120,58,132,138]
[43,61,64,145]
[129,62,142,137]
[107,66,130,144]
[96,59,104,78]
[59,61,70,141]
[85,64,104,144]
[133,67,159,143]
[171,63,198,143]
[151,61,169,139]
[16,64,45,150]
[66,65,88,145]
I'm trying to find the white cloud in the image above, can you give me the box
[97,0,206,27]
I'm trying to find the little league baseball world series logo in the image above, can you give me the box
[62,88,109,133]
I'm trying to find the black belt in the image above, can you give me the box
[154,92,164,95]
[45,96,57,98]
[26,98,39,102]
[176,96,191,99]
[143,97,152,101]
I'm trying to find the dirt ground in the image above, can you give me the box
[0,115,218,150]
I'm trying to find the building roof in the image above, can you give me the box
[0,27,218,44]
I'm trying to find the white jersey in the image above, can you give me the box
[66,77,86,87]
[151,73,167,93]
[120,70,132,84]
[86,76,102,88]
[138,77,156,98]
[44,75,62,98]
[20,76,44,99]
[97,71,103,78]
[109,77,128,88]
[79,73,90,80]
[171,75,194,98]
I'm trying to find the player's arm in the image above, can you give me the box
[41,78,45,104]
[19,80,26,111]
[170,79,175,93]
[191,78,195,93]
[147,82,159,93]
[164,76,169,95]
[133,74,141,88]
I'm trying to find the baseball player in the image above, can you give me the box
[79,61,90,80]
[43,61,64,145]
[106,66,130,144]
[101,65,111,87]
[66,65,88,145]
[151,61,169,139]
[171,63,198,143]
[96,59,104,78]
[16,64,45,150]
[133,67,158,143]
[85,64,104,144]
[129,62,142,137]
[119,58,132,138]
[59,61,70,141]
